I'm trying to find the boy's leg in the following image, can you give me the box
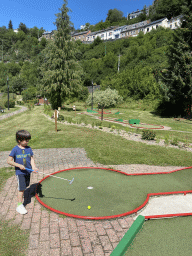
[16,174,27,205]
[18,190,24,204]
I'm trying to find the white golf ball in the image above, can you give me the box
[87,186,93,189]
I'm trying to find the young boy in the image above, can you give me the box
[7,130,38,214]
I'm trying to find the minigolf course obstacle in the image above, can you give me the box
[110,215,145,256]
[129,119,140,124]
[87,109,98,113]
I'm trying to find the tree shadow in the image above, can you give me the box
[150,110,192,124]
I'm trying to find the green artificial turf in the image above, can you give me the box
[124,216,192,256]
[36,167,192,217]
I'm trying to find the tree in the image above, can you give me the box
[85,23,90,30]
[22,87,37,102]
[20,61,39,87]
[150,0,185,21]
[10,75,27,95]
[137,5,147,22]
[18,22,29,34]
[8,20,13,30]
[156,1,192,118]
[16,30,26,41]
[39,0,84,110]
[103,52,117,69]
[86,88,123,120]
[91,36,102,48]
[39,37,47,47]
[106,9,124,23]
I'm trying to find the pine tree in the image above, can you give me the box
[8,20,13,30]
[39,0,84,110]
[158,0,192,118]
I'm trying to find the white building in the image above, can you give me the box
[167,15,183,29]
[80,25,86,30]
[144,18,168,33]
[129,7,149,19]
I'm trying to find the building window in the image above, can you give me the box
[156,25,158,28]
[170,24,172,28]
[147,28,149,32]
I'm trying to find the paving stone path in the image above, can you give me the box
[1,148,136,256]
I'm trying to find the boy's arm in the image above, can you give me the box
[31,156,36,169]
[7,156,25,169]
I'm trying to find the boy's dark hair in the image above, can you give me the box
[16,130,31,143]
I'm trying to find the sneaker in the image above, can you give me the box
[16,204,28,214]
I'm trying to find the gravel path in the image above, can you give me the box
[1,106,192,256]
[0,105,28,120]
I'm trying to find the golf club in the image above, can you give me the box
[25,168,74,184]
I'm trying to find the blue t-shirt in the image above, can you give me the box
[9,145,34,175]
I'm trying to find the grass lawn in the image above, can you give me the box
[0,99,192,255]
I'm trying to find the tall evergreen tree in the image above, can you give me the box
[157,0,192,118]
[8,20,13,30]
[39,0,84,110]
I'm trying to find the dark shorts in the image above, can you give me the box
[16,174,30,191]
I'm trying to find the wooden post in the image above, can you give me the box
[55,109,57,132]
[101,107,104,121]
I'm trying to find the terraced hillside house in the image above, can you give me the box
[39,31,56,41]
[71,30,91,42]
[144,18,168,33]
[86,26,123,42]
[121,20,150,38]
[129,7,149,19]
[167,15,183,29]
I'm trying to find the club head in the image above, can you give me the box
[69,178,74,185]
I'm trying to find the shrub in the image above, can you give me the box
[99,126,103,129]
[26,100,35,111]
[164,134,170,145]
[4,100,15,108]
[170,136,178,146]
[108,123,112,128]
[44,104,53,116]
[111,125,116,130]
[92,122,95,128]
[96,121,102,127]
[141,130,156,140]
[58,115,64,121]
[17,101,25,105]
